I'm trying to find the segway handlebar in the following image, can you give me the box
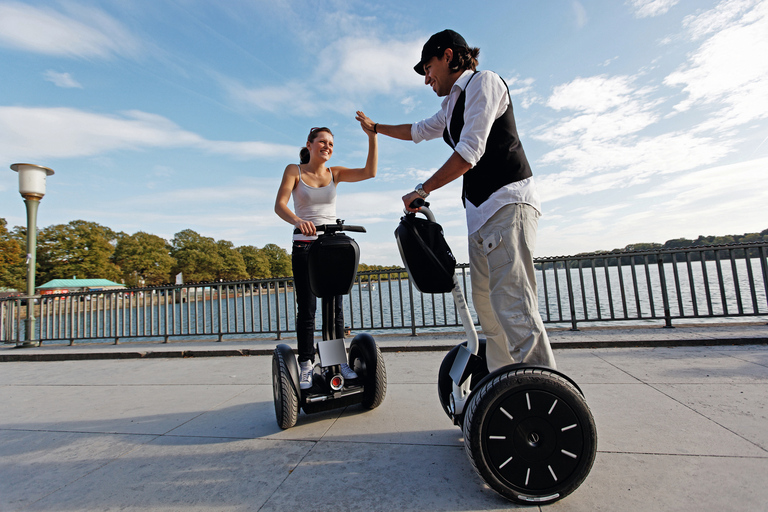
[293,221,366,235]
[407,198,436,223]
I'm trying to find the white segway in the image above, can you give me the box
[395,201,597,505]
[272,220,387,429]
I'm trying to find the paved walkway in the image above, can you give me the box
[1,322,767,511]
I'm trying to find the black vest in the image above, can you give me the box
[443,72,532,208]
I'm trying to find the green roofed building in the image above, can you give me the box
[37,278,125,294]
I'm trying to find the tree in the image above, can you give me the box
[237,245,271,279]
[216,240,248,281]
[36,220,122,283]
[262,243,292,277]
[0,218,25,290]
[170,229,223,282]
[113,232,176,286]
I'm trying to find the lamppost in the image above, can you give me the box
[11,163,54,348]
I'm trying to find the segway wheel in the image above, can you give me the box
[437,340,488,424]
[463,368,597,505]
[272,346,300,429]
[349,333,387,409]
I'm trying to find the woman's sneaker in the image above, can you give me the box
[340,363,358,380]
[299,360,313,390]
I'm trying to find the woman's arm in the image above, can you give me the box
[274,164,316,236]
[333,111,379,184]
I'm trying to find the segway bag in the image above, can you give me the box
[307,234,360,298]
[395,213,456,294]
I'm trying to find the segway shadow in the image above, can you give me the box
[396,200,597,505]
[272,221,387,429]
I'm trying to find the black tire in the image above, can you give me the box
[272,345,300,429]
[438,339,488,424]
[463,367,597,505]
[349,333,387,409]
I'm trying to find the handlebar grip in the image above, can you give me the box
[293,224,366,234]
[409,198,427,209]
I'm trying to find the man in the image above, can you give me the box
[359,29,555,371]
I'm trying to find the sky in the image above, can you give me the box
[1,0,767,266]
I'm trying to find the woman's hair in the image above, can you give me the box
[449,46,480,74]
[299,126,333,164]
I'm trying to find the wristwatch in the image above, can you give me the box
[415,183,429,198]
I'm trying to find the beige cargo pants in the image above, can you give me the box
[468,203,556,372]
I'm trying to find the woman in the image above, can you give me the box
[274,111,377,390]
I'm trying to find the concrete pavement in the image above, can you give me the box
[1,322,767,511]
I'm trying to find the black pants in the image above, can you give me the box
[292,241,344,363]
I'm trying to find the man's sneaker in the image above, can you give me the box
[340,363,358,380]
[299,360,313,390]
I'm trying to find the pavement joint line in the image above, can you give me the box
[1,337,767,362]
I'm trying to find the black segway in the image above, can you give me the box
[395,201,597,505]
[272,220,387,429]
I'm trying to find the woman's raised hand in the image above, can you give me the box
[355,111,376,135]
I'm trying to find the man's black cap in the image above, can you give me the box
[414,29,469,75]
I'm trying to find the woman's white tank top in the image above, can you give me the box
[292,164,337,241]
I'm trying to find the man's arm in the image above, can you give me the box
[375,123,413,141]
[402,151,472,211]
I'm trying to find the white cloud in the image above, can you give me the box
[0,2,142,59]
[0,106,296,161]
[537,130,732,202]
[43,70,82,89]
[400,96,419,114]
[222,36,424,115]
[681,0,758,39]
[223,80,321,116]
[547,75,644,114]
[572,1,588,28]
[664,0,768,131]
[537,156,768,256]
[533,0,768,204]
[627,0,680,18]
[319,37,423,95]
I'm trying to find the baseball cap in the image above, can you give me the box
[413,29,469,75]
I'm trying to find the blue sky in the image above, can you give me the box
[1,0,767,265]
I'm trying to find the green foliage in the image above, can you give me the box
[262,243,292,278]
[36,220,122,283]
[113,232,176,286]
[170,229,224,283]
[216,240,248,281]
[0,218,25,290]
[357,263,408,279]
[237,245,271,279]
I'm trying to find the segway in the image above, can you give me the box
[395,201,597,505]
[272,220,387,429]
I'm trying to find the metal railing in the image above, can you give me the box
[2,241,766,346]
[536,241,768,330]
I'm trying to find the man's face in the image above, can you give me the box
[423,50,454,97]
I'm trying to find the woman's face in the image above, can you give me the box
[307,131,334,162]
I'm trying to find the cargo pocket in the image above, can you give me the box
[483,231,510,271]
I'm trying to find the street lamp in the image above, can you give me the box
[11,163,54,348]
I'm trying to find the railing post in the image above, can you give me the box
[408,278,417,336]
[657,256,673,328]
[565,261,579,331]
[275,281,282,341]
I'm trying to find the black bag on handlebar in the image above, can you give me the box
[307,233,360,298]
[395,213,456,294]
